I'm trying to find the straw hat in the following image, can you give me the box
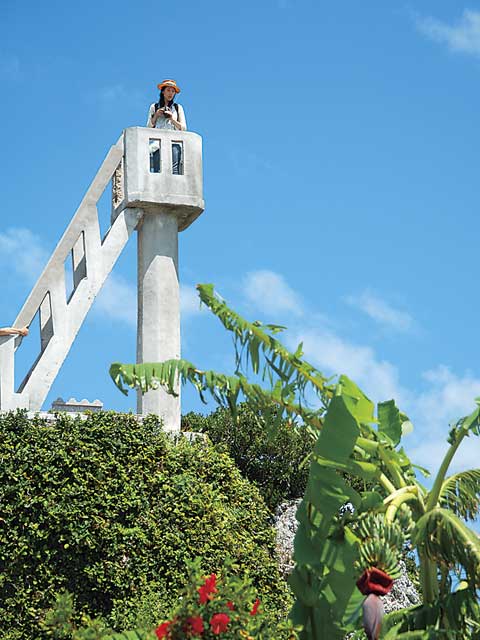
[157,79,181,93]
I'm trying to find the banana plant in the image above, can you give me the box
[110,284,480,639]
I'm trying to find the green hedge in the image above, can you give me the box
[182,404,312,510]
[0,411,290,639]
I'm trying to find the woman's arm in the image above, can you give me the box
[146,104,159,128]
[0,326,29,337]
[171,104,187,131]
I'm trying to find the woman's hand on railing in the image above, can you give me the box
[0,326,29,337]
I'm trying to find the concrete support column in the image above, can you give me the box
[137,210,180,430]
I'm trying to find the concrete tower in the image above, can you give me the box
[123,127,204,429]
[0,126,204,431]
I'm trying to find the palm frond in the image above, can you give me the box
[412,508,480,589]
[196,283,334,407]
[111,283,338,429]
[448,406,480,445]
[438,469,480,521]
[109,359,324,430]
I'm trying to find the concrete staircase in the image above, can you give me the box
[0,134,141,411]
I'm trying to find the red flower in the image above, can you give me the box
[198,573,218,604]
[226,601,235,611]
[186,616,204,636]
[356,568,394,596]
[250,598,261,616]
[210,612,230,635]
[155,621,171,639]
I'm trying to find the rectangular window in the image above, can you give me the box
[172,141,184,175]
[149,139,161,173]
[65,232,87,304]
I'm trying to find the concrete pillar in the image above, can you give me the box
[137,210,180,429]
[123,127,204,430]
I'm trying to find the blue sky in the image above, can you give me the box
[1,1,480,476]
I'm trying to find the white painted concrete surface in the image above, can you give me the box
[137,211,180,429]
[0,127,205,432]
[123,127,204,230]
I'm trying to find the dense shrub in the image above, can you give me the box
[0,410,290,639]
[42,562,299,639]
[182,404,312,510]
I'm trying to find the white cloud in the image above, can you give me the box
[293,328,409,407]
[409,435,479,476]
[296,328,480,474]
[416,365,480,427]
[408,366,480,475]
[243,270,303,317]
[346,290,414,332]
[94,273,136,327]
[85,84,146,111]
[94,275,203,328]
[416,9,480,56]
[0,227,49,281]
[244,270,405,403]
[180,284,204,317]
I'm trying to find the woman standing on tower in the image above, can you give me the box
[147,79,186,174]
[147,79,186,131]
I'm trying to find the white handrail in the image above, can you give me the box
[0,134,141,411]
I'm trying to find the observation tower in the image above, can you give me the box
[0,126,204,431]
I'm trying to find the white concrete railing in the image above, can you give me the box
[0,135,137,411]
[121,127,204,230]
[0,127,204,413]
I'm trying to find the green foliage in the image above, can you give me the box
[150,557,299,639]
[43,592,79,638]
[181,404,312,510]
[286,378,415,639]
[0,410,290,639]
[412,508,480,587]
[42,591,125,640]
[287,383,365,639]
[44,561,298,640]
[382,587,480,639]
[439,469,480,521]
[111,284,480,639]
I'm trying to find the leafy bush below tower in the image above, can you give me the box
[0,410,291,639]
[182,405,370,512]
[181,403,313,511]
